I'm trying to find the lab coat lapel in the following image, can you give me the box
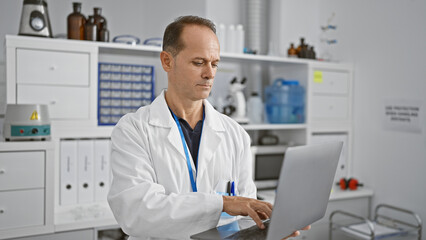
[148,91,186,160]
[197,100,225,179]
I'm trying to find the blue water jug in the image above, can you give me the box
[265,79,305,123]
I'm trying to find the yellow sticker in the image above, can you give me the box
[30,110,39,120]
[314,71,323,83]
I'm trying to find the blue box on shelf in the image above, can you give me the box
[98,62,155,125]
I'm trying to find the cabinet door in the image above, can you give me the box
[0,151,44,191]
[16,49,89,87]
[312,71,349,95]
[311,96,348,120]
[17,85,90,120]
[0,189,44,230]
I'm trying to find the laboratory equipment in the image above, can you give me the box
[67,2,86,40]
[91,7,107,41]
[330,204,422,240]
[112,35,141,45]
[247,92,263,124]
[19,0,52,38]
[3,104,51,141]
[98,62,154,125]
[265,79,305,123]
[224,77,249,124]
[84,16,97,41]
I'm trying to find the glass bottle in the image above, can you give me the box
[67,2,86,40]
[84,16,97,41]
[296,38,305,55]
[287,43,297,58]
[92,7,106,41]
[99,23,109,42]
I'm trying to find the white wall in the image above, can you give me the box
[323,0,426,235]
[280,0,426,236]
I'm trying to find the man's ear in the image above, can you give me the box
[160,51,174,72]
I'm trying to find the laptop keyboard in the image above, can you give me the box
[225,220,270,240]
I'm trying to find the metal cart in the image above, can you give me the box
[330,204,422,240]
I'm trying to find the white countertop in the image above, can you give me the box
[257,187,373,204]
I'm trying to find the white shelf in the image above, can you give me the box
[242,123,307,131]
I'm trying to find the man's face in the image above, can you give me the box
[167,24,220,101]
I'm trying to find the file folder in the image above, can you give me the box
[77,140,95,203]
[60,140,78,205]
[94,139,111,202]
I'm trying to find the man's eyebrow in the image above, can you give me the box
[192,57,220,62]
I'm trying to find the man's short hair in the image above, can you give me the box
[162,15,216,56]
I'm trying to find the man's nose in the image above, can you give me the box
[202,64,215,79]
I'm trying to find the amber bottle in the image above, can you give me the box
[99,23,109,42]
[92,7,106,41]
[84,16,97,41]
[287,43,297,58]
[67,2,86,40]
[296,38,305,55]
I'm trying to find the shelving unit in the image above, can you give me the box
[3,35,356,240]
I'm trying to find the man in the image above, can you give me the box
[108,16,307,240]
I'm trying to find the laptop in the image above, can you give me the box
[191,141,343,240]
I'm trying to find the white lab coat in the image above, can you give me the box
[108,90,257,240]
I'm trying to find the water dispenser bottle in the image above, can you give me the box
[265,79,305,123]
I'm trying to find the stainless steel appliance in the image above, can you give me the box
[19,0,52,37]
[251,145,288,189]
[3,104,51,141]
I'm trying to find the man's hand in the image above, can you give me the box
[222,196,311,238]
[222,196,272,229]
[281,225,311,240]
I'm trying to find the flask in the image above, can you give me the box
[84,16,97,41]
[67,2,86,40]
[247,92,263,124]
[99,23,109,42]
[92,7,106,41]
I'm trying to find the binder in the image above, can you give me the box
[77,140,95,203]
[60,140,78,205]
[94,139,111,202]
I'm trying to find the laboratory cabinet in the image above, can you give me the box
[3,35,360,240]
[0,142,54,240]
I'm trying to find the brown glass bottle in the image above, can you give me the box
[99,23,109,42]
[67,2,86,40]
[296,37,305,55]
[84,16,97,41]
[287,43,297,58]
[92,7,106,41]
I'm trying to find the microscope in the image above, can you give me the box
[223,77,249,124]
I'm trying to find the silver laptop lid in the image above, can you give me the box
[266,141,343,240]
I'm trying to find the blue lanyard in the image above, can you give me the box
[169,107,205,192]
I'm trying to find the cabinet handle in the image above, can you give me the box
[0,209,4,214]
[49,66,57,71]
[50,100,56,105]
[0,169,5,174]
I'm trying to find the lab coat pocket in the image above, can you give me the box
[214,179,230,196]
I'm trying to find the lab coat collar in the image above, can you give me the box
[148,90,225,182]
[148,90,225,132]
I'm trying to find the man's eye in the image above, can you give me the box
[193,61,203,66]
[212,63,219,68]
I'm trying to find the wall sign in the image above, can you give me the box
[383,99,423,133]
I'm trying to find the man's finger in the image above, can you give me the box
[254,202,272,218]
[247,207,265,229]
